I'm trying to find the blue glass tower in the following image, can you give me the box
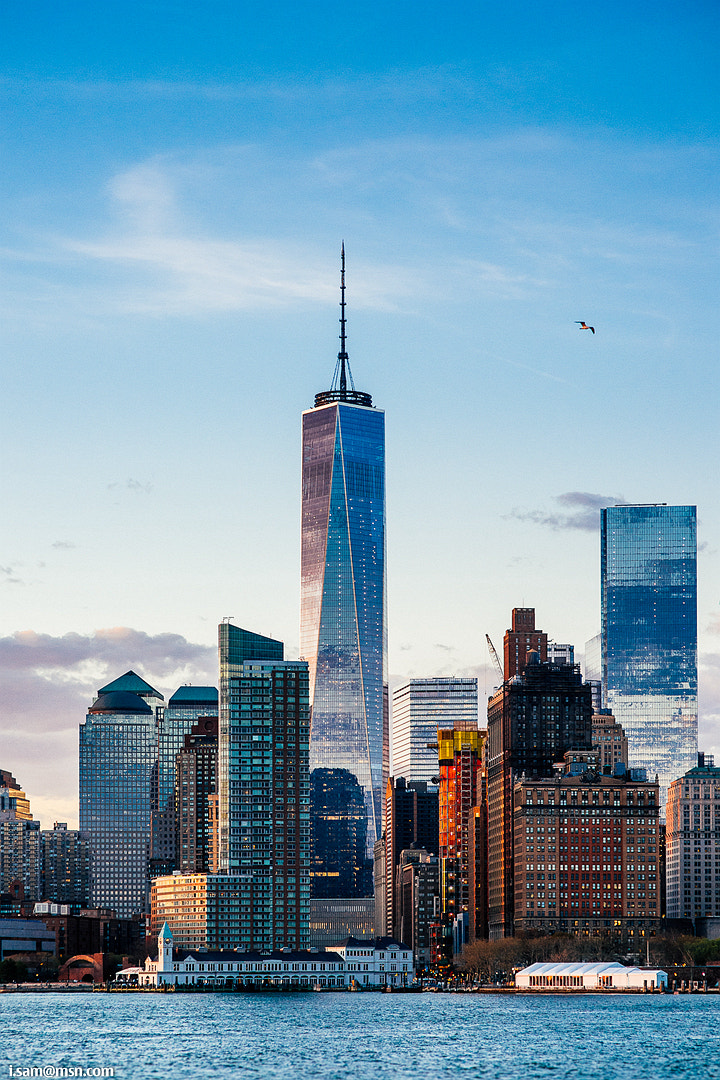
[301,248,388,891]
[601,504,697,806]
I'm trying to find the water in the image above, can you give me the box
[1,993,718,1080]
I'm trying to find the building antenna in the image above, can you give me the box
[339,241,348,393]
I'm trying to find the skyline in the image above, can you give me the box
[1,0,718,827]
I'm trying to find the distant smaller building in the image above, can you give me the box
[309,898,374,950]
[666,753,720,921]
[592,711,628,771]
[515,961,667,990]
[0,917,56,960]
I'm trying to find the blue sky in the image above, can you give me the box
[1,0,718,825]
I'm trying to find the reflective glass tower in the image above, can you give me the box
[301,247,387,890]
[601,504,697,807]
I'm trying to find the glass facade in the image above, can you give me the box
[391,678,478,785]
[601,504,698,807]
[151,686,218,876]
[301,400,387,876]
[79,686,162,919]
[218,623,311,950]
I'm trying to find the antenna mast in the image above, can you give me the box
[339,241,348,393]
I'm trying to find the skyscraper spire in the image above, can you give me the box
[314,244,372,408]
[339,241,348,394]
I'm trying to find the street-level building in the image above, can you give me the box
[666,753,720,920]
[515,961,667,990]
[124,924,413,988]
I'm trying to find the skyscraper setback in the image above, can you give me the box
[300,248,387,887]
[601,504,697,805]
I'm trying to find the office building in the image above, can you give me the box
[513,750,661,945]
[468,802,488,942]
[392,678,478,785]
[40,823,91,908]
[486,643,593,938]
[309,898,375,949]
[218,621,310,950]
[666,753,720,921]
[584,633,603,711]
[384,777,439,939]
[0,770,41,901]
[311,769,372,898]
[394,847,439,966]
[592,710,628,772]
[601,504,697,806]
[547,643,574,666]
[79,672,163,918]
[504,608,548,680]
[0,771,33,821]
[301,249,387,882]
[438,727,483,919]
[151,685,218,878]
[175,716,218,874]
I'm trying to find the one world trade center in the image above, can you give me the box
[301,247,388,897]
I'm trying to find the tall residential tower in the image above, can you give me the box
[300,247,387,890]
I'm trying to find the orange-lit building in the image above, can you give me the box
[438,727,483,918]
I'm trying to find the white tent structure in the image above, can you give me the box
[515,961,667,990]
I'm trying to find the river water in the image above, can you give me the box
[1,992,718,1079]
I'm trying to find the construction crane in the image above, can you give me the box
[485,633,504,681]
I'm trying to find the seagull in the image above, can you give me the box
[575,321,595,334]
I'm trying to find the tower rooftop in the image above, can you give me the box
[315,244,372,409]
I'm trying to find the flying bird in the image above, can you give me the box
[575,321,595,334]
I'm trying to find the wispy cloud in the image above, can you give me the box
[0,564,25,585]
[506,491,627,531]
[51,541,76,550]
[107,478,154,494]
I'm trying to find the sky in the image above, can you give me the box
[1,0,718,827]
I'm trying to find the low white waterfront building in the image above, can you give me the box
[515,961,667,990]
[116,924,414,989]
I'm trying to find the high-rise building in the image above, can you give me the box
[391,678,478,785]
[217,622,311,950]
[395,847,439,966]
[504,608,548,680]
[0,772,41,900]
[175,716,218,874]
[592,710,628,772]
[383,777,439,939]
[151,686,218,877]
[0,771,33,821]
[79,673,164,918]
[468,802,488,942]
[40,823,91,908]
[513,750,661,944]
[438,727,483,919]
[601,504,698,807]
[666,753,720,922]
[300,248,387,883]
[486,645,593,938]
[310,769,372,898]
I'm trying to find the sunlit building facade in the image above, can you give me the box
[79,672,164,918]
[301,266,387,883]
[601,504,697,807]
